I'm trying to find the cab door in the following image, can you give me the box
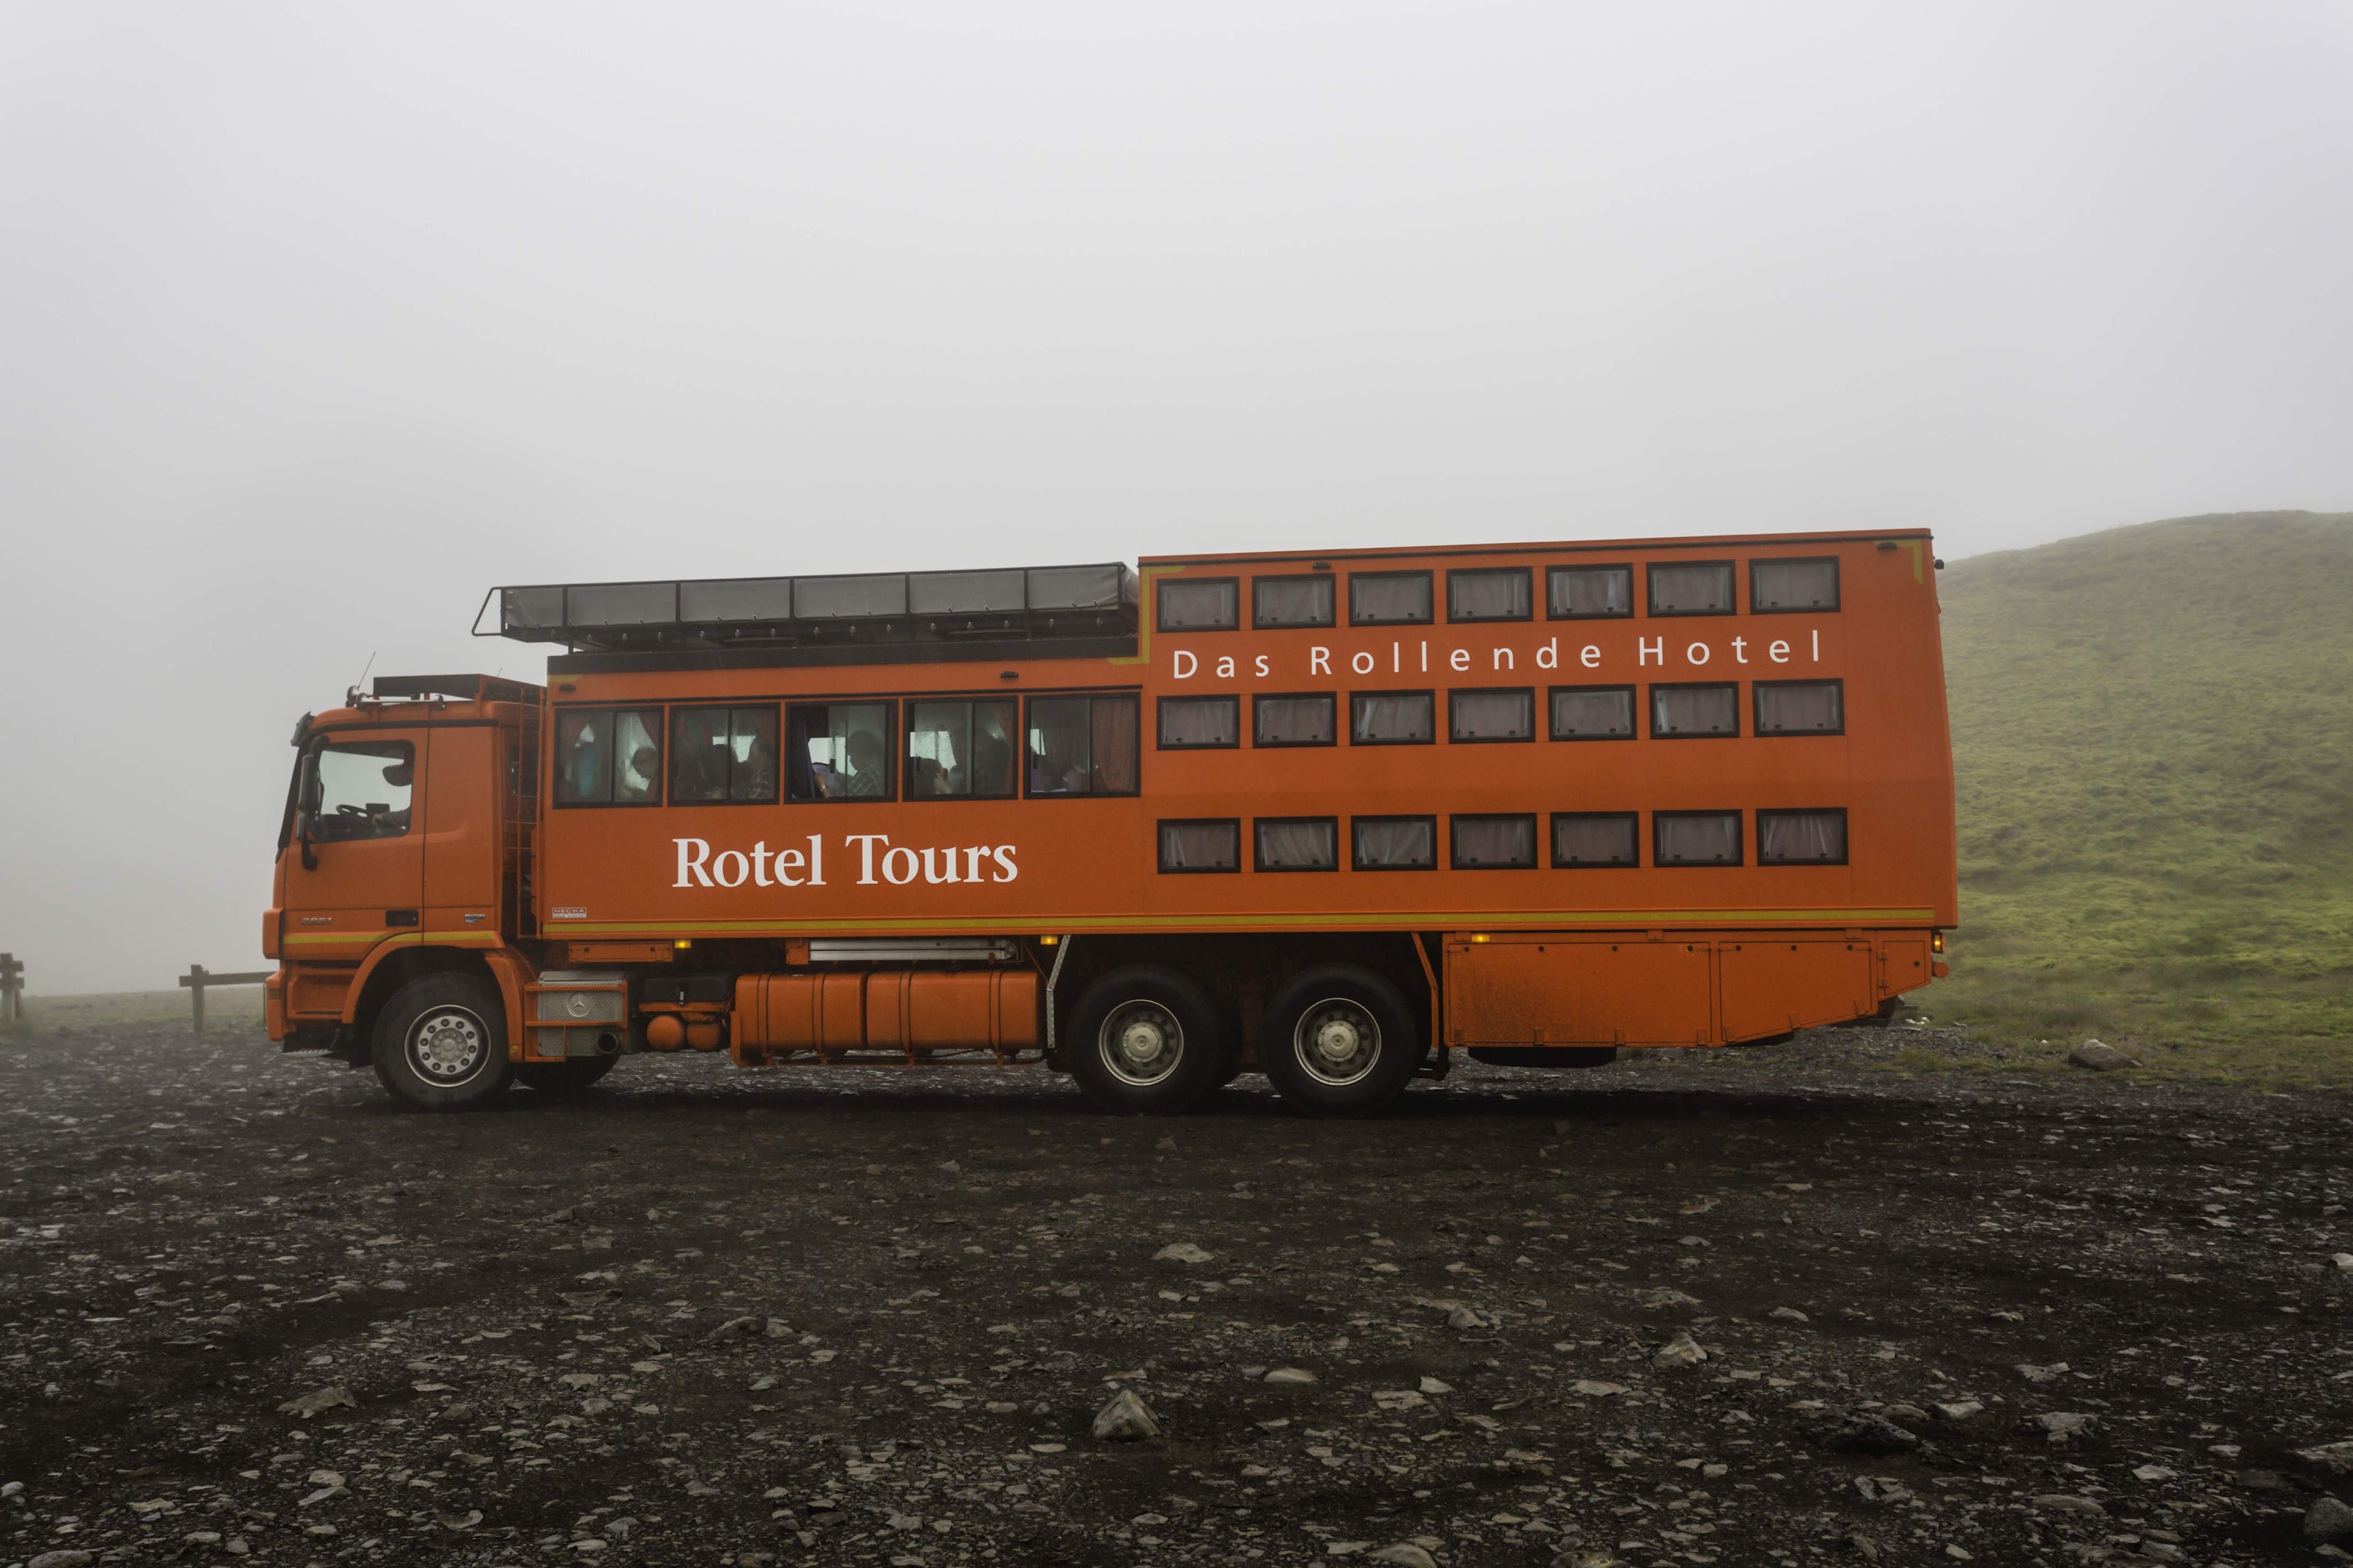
[280,732,426,1017]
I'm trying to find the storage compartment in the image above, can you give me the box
[1444,936,1714,1048]
[733,968,1040,1059]
[1718,940,1874,1041]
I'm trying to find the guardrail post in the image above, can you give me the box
[178,966,275,1037]
[187,964,208,1035]
[0,954,22,1023]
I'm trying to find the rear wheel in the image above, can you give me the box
[1066,966,1224,1115]
[516,1055,619,1097]
[372,974,514,1112]
[1259,964,1419,1118]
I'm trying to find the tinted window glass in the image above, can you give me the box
[1159,819,1240,873]
[787,704,893,800]
[1447,567,1532,622]
[1759,808,1847,864]
[1158,578,1239,631]
[1255,693,1336,747]
[906,700,1017,798]
[1158,695,1239,749]
[1253,575,1335,628]
[1452,814,1537,868]
[1450,688,1534,741]
[554,709,662,805]
[1550,685,1635,740]
[1755,680,1844,735]
[671,706,780,804]
[1548,564,1633,619]
[1752,558,1839,612]
[1656,811,1742,865]
[312,740,415,841]
[1349,572,1433,626]
[1552,812,1638,867]
[1648,561,1736,615]
[1256,817,1338,871]
[1350,691,1435,744]
[1651,684,1739,737]
[1027,695,1141,796]
[1353,815,1436,870]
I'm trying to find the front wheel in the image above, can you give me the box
[1259,964,1420,1118]
[1065,966,1224,1115]
[372,974,514,1112]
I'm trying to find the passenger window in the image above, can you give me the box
[1451,814,1537,868]
[1350,691,1435,745]
[1752,557,1839,612]
[905,700,1017,799]
[1349,571,1433,626]
[1446,567,1532,623]
[1651,683,1739,738]
[1552,812,1638,867]
[1547,564,1633,619]
[1026,694,1141,796]
[311,741,415,841]
[786,703,894,801]
[1655,810,1742,866]
[1759,808,1847,865]
[1157,578,1239,632]
[1159,819,1239,873]
[1755,680,1844,735]
[1254,693,1337,747]
[554,709,663,806]
[1550,685,1635,740]
[1253,575,1335,629]
[1352,815,1436,870]
[1158,695,1240,749]
[1647,561,1736,616]
[1449,688,1535,742]
[670,706,779,804]
[1255,817,1338,871]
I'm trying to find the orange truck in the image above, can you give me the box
[266,531,1956,1115]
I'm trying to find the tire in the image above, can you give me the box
[1259,964,1421,1118]
[516,1055,619,1097]
[372,974,514,1112]
[1065,965,1224,1115]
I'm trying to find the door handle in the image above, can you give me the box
[386,909,420,927]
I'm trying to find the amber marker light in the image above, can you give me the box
[1931,931,1945,954]
[674,940,693,950]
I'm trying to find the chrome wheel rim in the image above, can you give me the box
[408,1005,490,1086]
[1293,998,1380,1088]
[1099,999,1183,1088]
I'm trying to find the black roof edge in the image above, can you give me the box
[547,636,1138,677]
[373,674,541,703]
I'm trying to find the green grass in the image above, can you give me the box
[1932,510,2353,1084]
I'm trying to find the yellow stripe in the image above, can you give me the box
[282,930,504,949]
[547,907,1934,936]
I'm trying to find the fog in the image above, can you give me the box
[2,3,2347,993]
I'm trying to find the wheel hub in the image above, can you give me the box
[1294,999,1380,1087]
[411,1008,485,1082]
[1100,1000,1182,1088]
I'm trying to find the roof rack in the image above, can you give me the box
[475,563,1138,653]
[371,674,540,704]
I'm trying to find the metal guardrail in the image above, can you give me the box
[180,965,271,1035]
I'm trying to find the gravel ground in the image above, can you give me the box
[3,1020,2352,1568]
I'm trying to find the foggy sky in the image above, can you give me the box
[3,3,2350,993]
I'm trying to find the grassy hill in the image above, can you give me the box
[1932,510,2353,1082]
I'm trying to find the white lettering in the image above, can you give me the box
[992,844,1019,882]
[883,846,920,885]
[1172,648,1197,679]
[1581,644,1601,669]
[1769,639,1790,664]
[775,846,806,886]
[1420,640,1428,672]
[808,833,824,886]
[847,833,887,885]
[1638,637,1664,666]
[1392,641,1400,673]
[1732,636,1748,664]
[714,849,749,888]
[1217,655,1236,679]
[1310,646,1331,675]
[673,838,713,888]
[921,846,959,884]
[1812,629,1820,662]
[965,845,987,882]
[752,841,773,887]
[1253,654,1269,677]
[1352,650,1375,675]
[1686,641,1711,666]
[1450,648,1471,671]
[1536,638,1558,670]
[1491,646,1514,671]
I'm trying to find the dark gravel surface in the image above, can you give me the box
[4,1021,2352,1568]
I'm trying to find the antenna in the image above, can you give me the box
[347,650,377,706]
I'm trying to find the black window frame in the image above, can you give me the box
[1350,814,1439,871]
[1450,812,1540,870]
[1155,575,1241,633]
[784,701,898,803]
[1347,569,1435,627]
[1251,573,1337,630]
[902,697,1020,801]
[1446,565,1534,624]
[1550,810,1641,868]
[1653,810,1744,867]
[1254,815,1341,873]
[1648,682,1741,740]
[1753,678,1846,737]
[1646,559,1738,617]
[1347,689,1437,746]
[551,706,667,809]
[1155,693,1242,751]
[1157,817,1242,874]
[1545,563,1635,621]
[1022,692,1143,799]
[1448,686,1537,744]
[1757,807,1850,866]
[1749,556,1842,614]
[1547,683,1637,742]
[668,704,781,806]
[1251,691,1339,749]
